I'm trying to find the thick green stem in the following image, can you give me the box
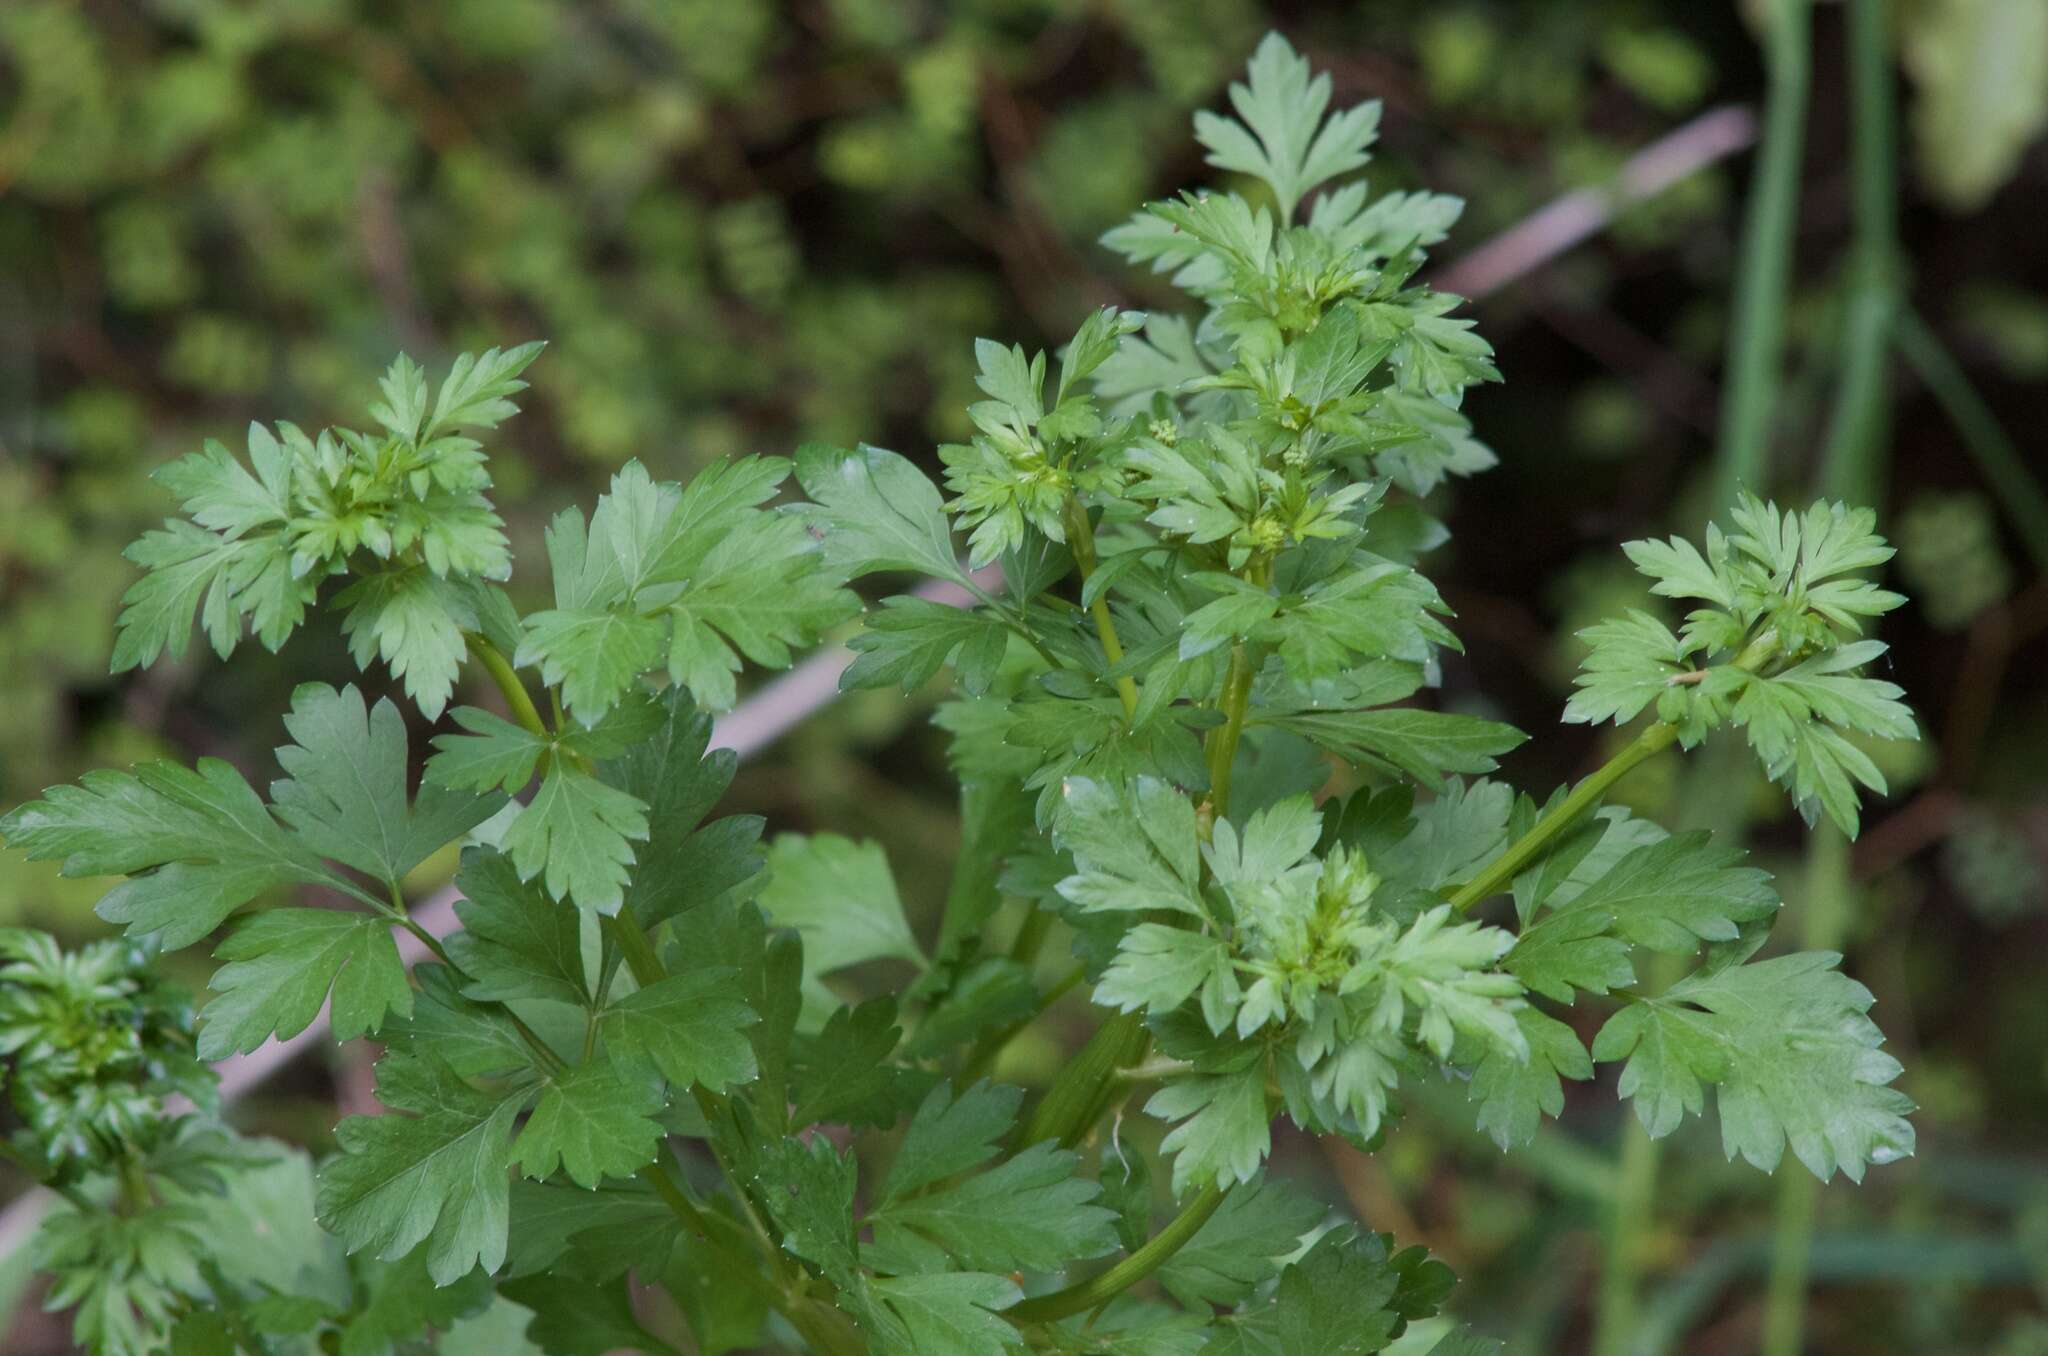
[606,910,666,989]
[1022,1009,1150,1150]
[1448,721,1679,913]
[463,632,548,739]
[1007,1181,1229,1325]
[1063,496,1139,720]
[1895,310,2048,575]
[1710,0,1812,513]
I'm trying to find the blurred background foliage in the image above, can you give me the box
[2,0,2046,1352]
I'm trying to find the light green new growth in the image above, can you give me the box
[0,31,1919,1356]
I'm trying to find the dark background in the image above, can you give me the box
[2,1,2044,1351]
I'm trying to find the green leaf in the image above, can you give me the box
[857,1271,1022,1356]
[1380,778,1512,893]
[115,423,310,672]
[499,1273,666,1356]
[1269,564,1457,683]
[112,522,301,671]
[789,996,910,1129]
[793,442,968,585]
[369,352,428,441]
[1501,905,1634,1005]
[597,688,763,931]
[1550,832,1778,953]
[1266,707,1526,786]
[317,1053,529,1285]
[1592,950,1916,1182]
[271,683,504,884]
[338,1252,495,1356]
[1094,314,1213,416]
[1734,643,1918,836]
[201,908,411,1058]
[663,512,858,711]
[1562,610,1688,727]
[1097,923,1236,1021]
[382,963,532,1078]
[425,342,547,439]
[1469,1007,1593,1150]
[881,1081,1025,1200]
[501,763,649,914]
[1203,1231,1404,1356]
[1155,1175,1324,1308]
[0,758,336,950]
[153,427,293,538]
[516,606,667,724]
[602,967,760,1093]
[505,1180,678,1280]
[446,846,590,1008]
[757,833,928,1022]
[871,1140,1117,1273]
[1194,32,1381,220]
[1180,579,1280,659]
[1507,831,1778,1002]
[440,1299,548,1356]
[843,596,1012,695]
[513,1062,664,1189]
[754,1135,860,1280]
[1057,307,1149,403]
[425,706,550,794]
[334,565,475,720]
[1146,1068,1272,1195]
[1079,1151,1144,1268]
[1053,777,1207,919]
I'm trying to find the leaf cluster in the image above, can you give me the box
[0,30,1925,1356]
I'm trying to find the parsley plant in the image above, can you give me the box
[1,34,1916,1356]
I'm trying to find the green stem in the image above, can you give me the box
[1063,496,1139,721]
[1710,0,1812,512]
[1594,1092,1666,1356]
[1447,720,1679,913]
[1895,310,2048,575]
[1815,0,1900,507]
[1022,1009,1150,1150]
[1007,1181,1229,1325]
[1766,5,1900,1343]
[1760,828,1853,1356]
[1450,627,1780,915]
[463,632,548,739]
[1203,643,1257,822]
[116,1149,153,1215]
[782,1298,871,1356]
[606,910,666,989]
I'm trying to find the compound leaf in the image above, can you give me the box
[317,1053,529,1286]
[512,1062,663,1190]
[201,908,411,1059]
